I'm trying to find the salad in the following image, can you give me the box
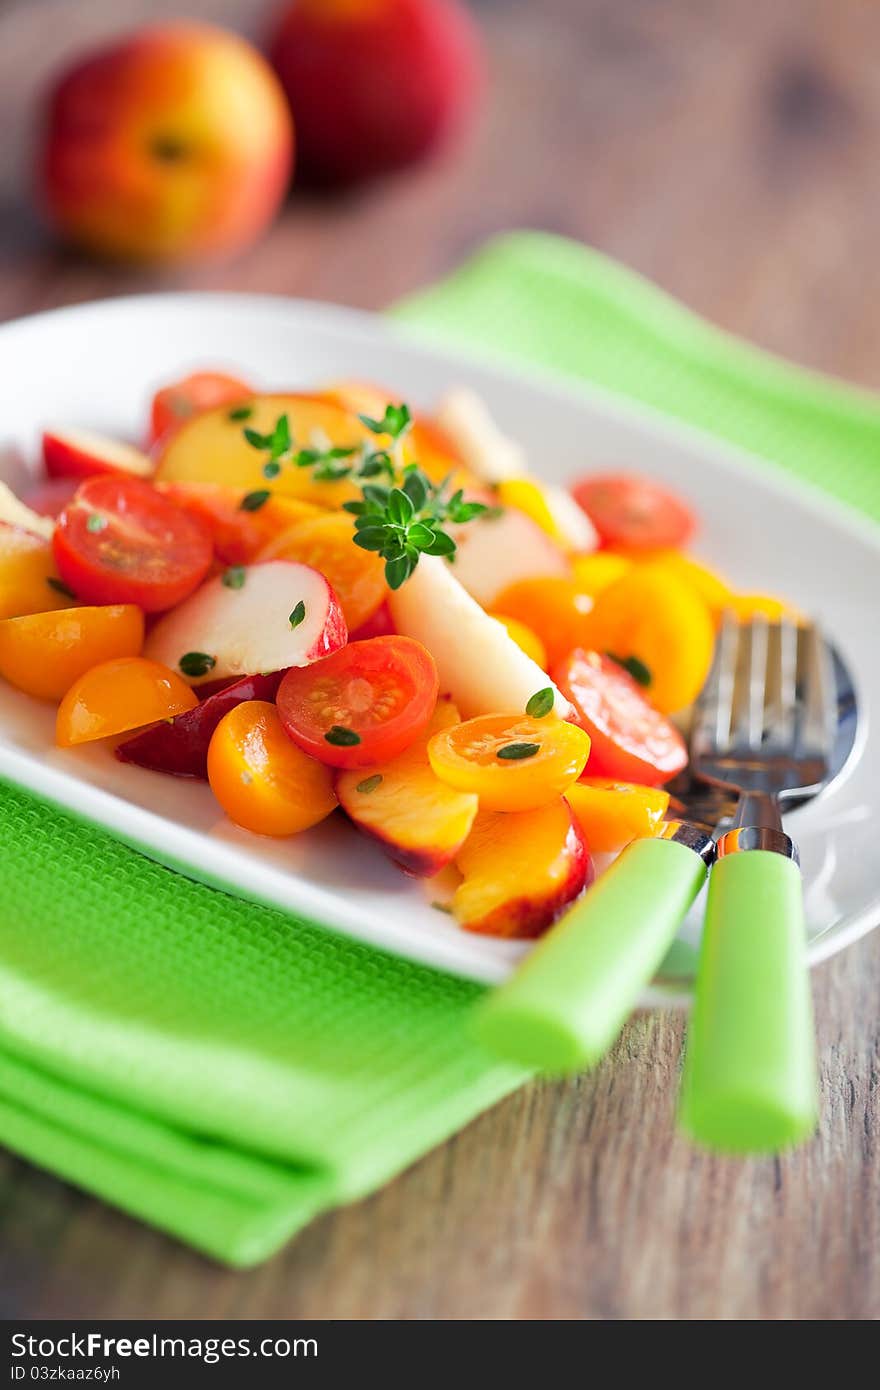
[0,372,792,939]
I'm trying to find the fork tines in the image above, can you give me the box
[691,613,835,771]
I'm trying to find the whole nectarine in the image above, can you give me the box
[38,23,294,263]
[267,0,483,185]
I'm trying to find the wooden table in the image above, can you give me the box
[1,0,878,1320]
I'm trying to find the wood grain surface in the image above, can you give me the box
[1,0,878,1320]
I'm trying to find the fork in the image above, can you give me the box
[678,614,835,1152]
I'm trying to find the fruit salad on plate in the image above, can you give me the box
[0,373,792,939]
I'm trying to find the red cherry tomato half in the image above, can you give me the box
[53,477,213,613]
[150,371,252,443]
[571,474,695,552]
[277,635,439,769]
[553,649,687,787]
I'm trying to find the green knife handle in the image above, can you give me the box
[679,847,817,1153]
[473,832,710,1074]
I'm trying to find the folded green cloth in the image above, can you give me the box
[2,232,880,1267]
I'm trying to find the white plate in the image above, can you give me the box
[1,293,878,1003]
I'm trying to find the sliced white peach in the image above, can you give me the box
[0,482,54,540]
[388,556,573,720]
[434,387,528,483]
[145,559,347,685]
[43,429,152,483]
[336,698,478,877]
[541,484,599,553]
[447,504,569,607]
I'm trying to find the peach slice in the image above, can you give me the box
[336,698,478,876]
[154,393,372,509]
[43,428,152,483]
[453,798,592,938]
[0,521,74,620]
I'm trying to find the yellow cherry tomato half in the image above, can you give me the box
[490,613,548,669]
[646,550,733,624]
[577,563,715,714]
[0,604,144,701]
[570,551,633,597]
[56,656,198,747]
[565,778,670,854]
[207,699,337,836]
[428,714,590,812]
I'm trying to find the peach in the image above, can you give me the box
[336,699,478,876]
[0,522,74,620]
[267,0,483,186]
[43,429,152,483]
[154,394,369,509]
[453,799,592,939]
[38,23,294,263]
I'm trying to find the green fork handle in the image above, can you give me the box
[473,828,712,1074]
[679,844,818,1153]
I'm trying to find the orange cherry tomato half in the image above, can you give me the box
[53,476,213,612]
[207,700,337,836]
[56,656,198,747]
[428,714,590,812]
[150,371,252,443]
[553,649,687,787]
[276,635,439,769]
[571,474,695,552]
[0,604,144,701]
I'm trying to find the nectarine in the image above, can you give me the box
[267,0,483,185]
[38,23,294,263]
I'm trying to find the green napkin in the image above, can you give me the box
[2,232,880,1267]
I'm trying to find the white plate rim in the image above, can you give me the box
[1,289,878,1004]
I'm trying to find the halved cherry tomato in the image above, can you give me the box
[572,474,695,552]
[157,481,323,566]
[565,777,670,853]
[150,371,252,443]
[646,550,732,622]
[257,512,388,631]
[576,563,714,713]
[427,714,590,812]
[208,700,337,836]
[493,577,594,668]
[0,604,144,701]
[553,650,687,787]
[56,656,198,747]
[277,635,439,769]
[54,477,213,612]
[571,551,633,597]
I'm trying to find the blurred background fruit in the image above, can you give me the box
[38,22,294,262]
[267,0,484,186]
